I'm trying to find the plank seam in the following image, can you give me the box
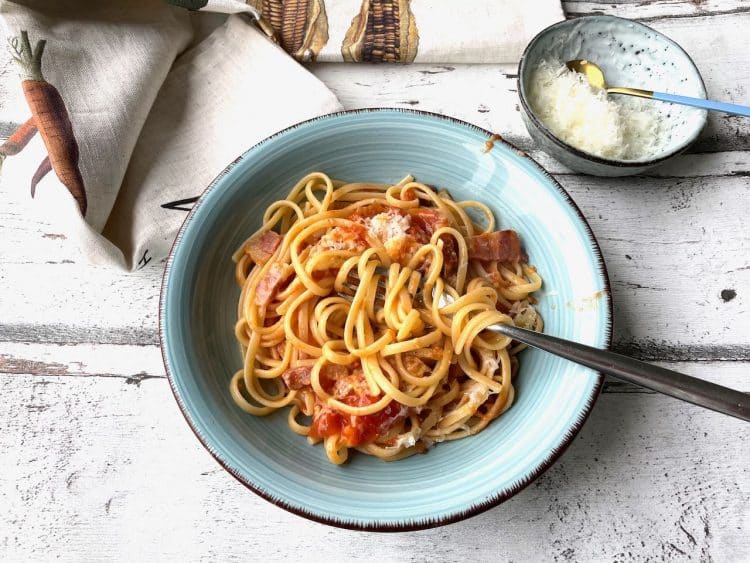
[565,7,750,22]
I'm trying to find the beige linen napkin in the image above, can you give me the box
[0,0,342,270]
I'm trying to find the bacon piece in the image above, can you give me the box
[254,263,288,307]
[282,366,311,390]
[467,230,526,263]
[407,207,449,243]
[405,207,457,273]
[320,364,348,393]
[440,234,459,275]
[412,345,445,362]
[402,354,429,377]
[311,267,337,281]
[281,363,348,391]
[332,370,373,405]
[246,230,282,265]
[322,364,349,379]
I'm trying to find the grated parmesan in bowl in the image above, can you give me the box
[517,15,707,176]
[527,60,664,161]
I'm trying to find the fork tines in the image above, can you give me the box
[340,270,388,303]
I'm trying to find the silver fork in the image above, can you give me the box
[340,267,750,422]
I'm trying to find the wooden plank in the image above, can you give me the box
[565,0,749,21]
[541,149,750,178]
[564,174,750,360]
[2,342,746,393]
[0,368,747,560]
[0,342,163,382]
[1,173,747,359]
[0,261,161,345]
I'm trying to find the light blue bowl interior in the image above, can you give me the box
[161,109,611,529]
[519,15,707,163]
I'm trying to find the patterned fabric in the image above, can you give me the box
[247,0,563,63]
[0,0,342,269]
[173,0,564,63]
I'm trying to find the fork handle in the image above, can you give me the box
[651,91,750,117]
[607,87,750,117]
[489,324,750,422]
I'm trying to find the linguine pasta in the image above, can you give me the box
[230,172,542,464]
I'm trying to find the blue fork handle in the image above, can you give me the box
[652,91,750,117]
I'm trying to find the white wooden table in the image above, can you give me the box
[1,2,748,561]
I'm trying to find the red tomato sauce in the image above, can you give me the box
[309,369,406,447]
[310,400,405,447]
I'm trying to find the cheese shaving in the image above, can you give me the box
[528,60,663,161]
[463,380,490,407]
[365,210,410,243]
[316,227,362,253]
[389,430,420,450]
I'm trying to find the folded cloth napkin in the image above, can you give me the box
[0,0,342,269]
[0,0,563,270]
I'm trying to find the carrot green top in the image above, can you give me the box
[8,30,46,82]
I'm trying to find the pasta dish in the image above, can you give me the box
[230,172,542,464]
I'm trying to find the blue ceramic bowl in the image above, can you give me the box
[160,109,612,531]
[518,15,708,176]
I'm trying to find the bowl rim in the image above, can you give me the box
[158,107,613,532]
[517,14,708,168]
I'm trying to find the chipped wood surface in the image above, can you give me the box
[0,1,748,561]
[566,0,749,21]
[1,368,747,561]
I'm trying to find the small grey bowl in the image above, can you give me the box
[518,15,708,177]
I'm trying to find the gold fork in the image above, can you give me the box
[338,268,750,422]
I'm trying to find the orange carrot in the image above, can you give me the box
[0,117,37,156]
[30,155,51,198]
[10,31,87,215]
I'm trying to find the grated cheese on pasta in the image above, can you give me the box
[365,210,411,242]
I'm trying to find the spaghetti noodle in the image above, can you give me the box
[230,172,542,464]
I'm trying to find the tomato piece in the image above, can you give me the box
[348,401,406,446]
[309,367,407,447]
[309,407,342,440]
